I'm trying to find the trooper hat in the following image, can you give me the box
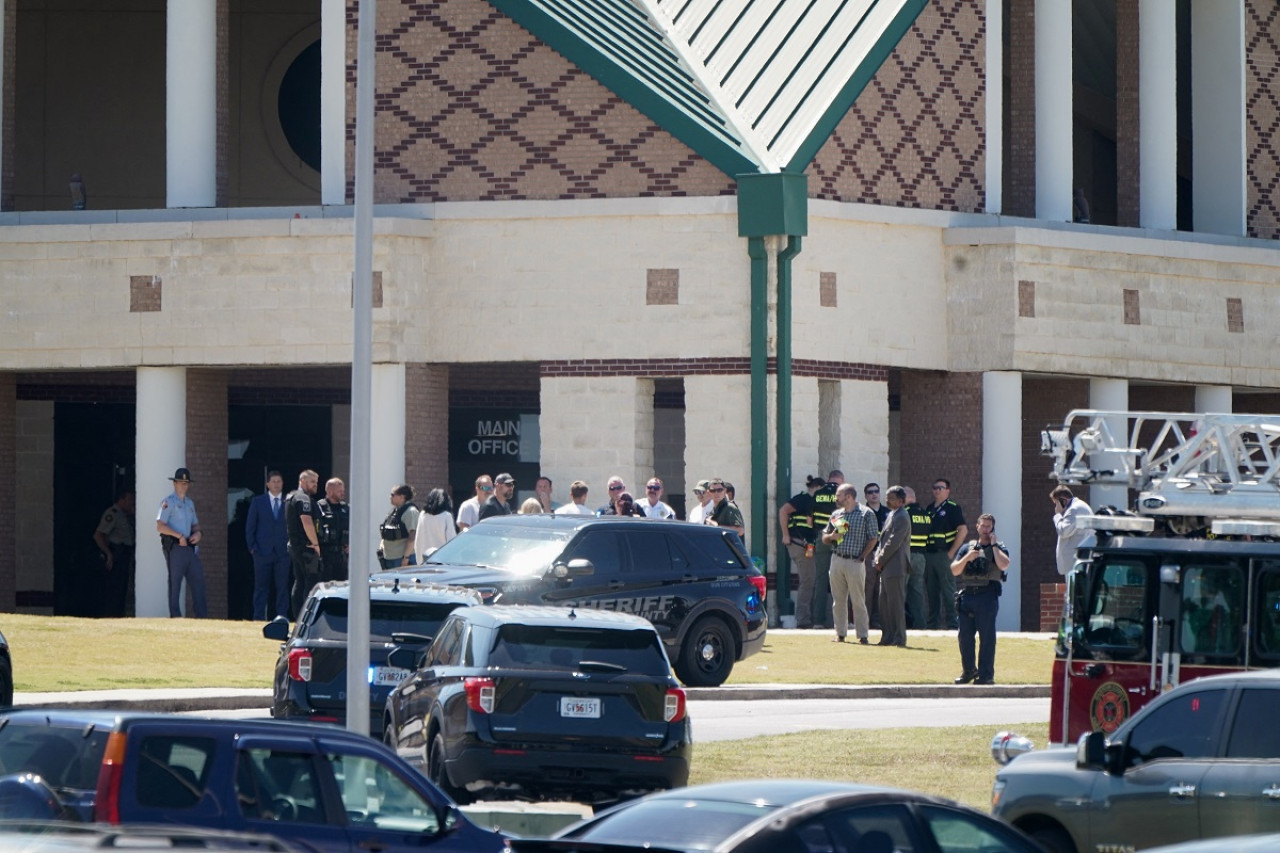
[170,467,193,483]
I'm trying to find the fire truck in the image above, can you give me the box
[1043,410,1280,744]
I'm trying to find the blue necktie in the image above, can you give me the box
[272,496,280,520]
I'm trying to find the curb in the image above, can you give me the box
[11,683,1049,713]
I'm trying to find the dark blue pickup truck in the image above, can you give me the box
[0,711,506,853]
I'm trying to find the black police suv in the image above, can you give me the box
[0,711,507,853]
[383,605,692,805]
[264,579,481,737]
[375,515,767,686]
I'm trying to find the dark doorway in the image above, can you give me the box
[227,405,332,620]
[53,403,134,617]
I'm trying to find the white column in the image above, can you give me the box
[321,0,346,205]
[838,380,889,493]
[1035,0,1072,222]
[540,375,653,506]
[1089,378,1129,510]
[983,372,1022,632]
[686,374,753,536]
[1139,0,1177,230]
[1195,385,1232,414]
[1191,2,1246,236]
[136,367,187,618]
[368,363,407,544]
[984,0,1003,214]
[166,0,218,208]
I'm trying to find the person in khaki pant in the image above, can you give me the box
[821,484,879,644]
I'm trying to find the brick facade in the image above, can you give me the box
[1021,377,1088,630]
[808,0,986,212]
[186,369,228,619]
[1,0,14,212]
[1005,0,1035,218]
[405,364,449,496]
[897,370,983,517]
[540,359,889,381]
[1247,0,1280,239]
[1115,0,1140,228]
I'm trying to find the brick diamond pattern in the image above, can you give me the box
[349,0,735,203]
[1246,0,1280,239]
[807,0,985,212]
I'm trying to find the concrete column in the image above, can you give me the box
[1195,385,1232,414]
[983,372,1022,632]
[686,374,752,537]
[321,0,346,205]
[985,0,1003,214]
[136,367,187,617]
[1089,378,1129,511]
[839,380,889,493]
[167,0,217,208]
[1139,0,1177,230]
[540,375,654,505]
[1034,0,1072,222]
[368,363,407,548]
[1191,2,1246,236]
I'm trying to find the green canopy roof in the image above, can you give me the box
[487,0,930,176]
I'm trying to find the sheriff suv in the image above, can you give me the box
[993,670,1280,853]
[375,515,767,686]
[382,605,692,805]
[264,579,481,737]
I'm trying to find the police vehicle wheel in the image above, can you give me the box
[676,618,733,687]
[429,733,470,805]
[1029,825,1075,853]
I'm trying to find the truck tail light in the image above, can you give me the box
[465,677,495,714]
[288,649,313,682]
[93,731,128,824]
[748,576,766,600]
[664,687,686,723]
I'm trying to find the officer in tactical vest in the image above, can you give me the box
[904,486,931,629]
[287,470,323,618]
[809,470,844,630]
[93,488,136,617]
[317,477,350,583]
[778,475,825,628]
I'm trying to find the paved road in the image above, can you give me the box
[189,696,1050,742]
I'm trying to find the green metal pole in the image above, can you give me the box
[775,235,802,616]
[749,237,768,570]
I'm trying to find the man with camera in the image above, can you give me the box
[949,512,1009,685]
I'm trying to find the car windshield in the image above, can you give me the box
[567,798,776,848]
[423,524,573,575]
[312,599,466,642]
[489,625,670,676]
[0,722,112,791]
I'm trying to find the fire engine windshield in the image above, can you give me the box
[1080,560,1149,660]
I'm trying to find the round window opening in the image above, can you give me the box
[278,39,321,173]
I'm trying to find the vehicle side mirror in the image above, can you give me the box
[1076,730,1107,770]
[551,558,594,578]
[262,616,290,641]
[390,632,433,646]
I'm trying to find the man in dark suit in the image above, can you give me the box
[245,470,290,620]
[872,485,911,647]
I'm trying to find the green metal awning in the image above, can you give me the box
[486,0,931,177]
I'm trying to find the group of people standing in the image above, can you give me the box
[780,473,1011,684]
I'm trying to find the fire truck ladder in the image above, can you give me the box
[1041,410,1280,526]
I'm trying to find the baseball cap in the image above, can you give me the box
[494,473,515,485]
[695,479,711,492]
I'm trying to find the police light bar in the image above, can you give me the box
[1079,515,1154,533]
[1210,519,1280,538]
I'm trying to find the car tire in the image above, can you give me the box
[428,733,470,805]
[675,617,734,687]
[1029,825,1075,853]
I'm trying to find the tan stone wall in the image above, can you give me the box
[14,400,52,613]
[808,0,986,212]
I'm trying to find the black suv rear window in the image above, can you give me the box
[312,599,464,641]
[0,722,110,790]
[489,626,669,676]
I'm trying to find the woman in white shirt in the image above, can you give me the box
[414,488,457,564]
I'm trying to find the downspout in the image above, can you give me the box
[749,236,769,567]
[774,235,802,616]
